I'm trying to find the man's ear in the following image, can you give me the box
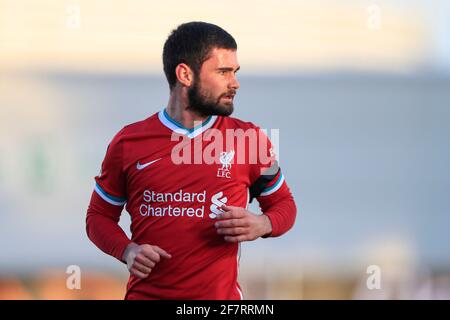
[175,63,194,87]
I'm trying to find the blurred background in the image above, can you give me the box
[1,0,449,299]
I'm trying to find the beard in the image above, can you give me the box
[187,79,235,117]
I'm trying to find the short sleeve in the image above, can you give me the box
[94,130,127,206]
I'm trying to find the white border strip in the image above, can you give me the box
[236,253,244,300]
[260,173,285,197]
[187,115,217,138]
[94,184,126,206]
[158,110,217,139]
[158,110,188,136]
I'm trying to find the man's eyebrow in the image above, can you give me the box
[217,66,240,72]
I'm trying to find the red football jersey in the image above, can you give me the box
[86,110,296,299]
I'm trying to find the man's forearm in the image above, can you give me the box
[86,191,132,262]
[259,183,297,237]
[261,214,273,238]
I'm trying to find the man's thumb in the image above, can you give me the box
[153,246,172,259]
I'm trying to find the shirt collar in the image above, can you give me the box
[158,109,217,138]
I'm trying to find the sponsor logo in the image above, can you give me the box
[138,189,227,220]
[209,191,228,219]
[136,158,162,170]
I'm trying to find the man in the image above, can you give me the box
[86,21,297,300]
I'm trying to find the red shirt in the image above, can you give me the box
[86,110,297,299]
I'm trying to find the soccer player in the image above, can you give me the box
[86,21,297,300]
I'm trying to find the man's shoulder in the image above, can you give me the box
[113,112,160,139]
[221,116,261,131]
[122,112,160,133]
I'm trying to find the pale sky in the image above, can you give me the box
[0,0,449,73]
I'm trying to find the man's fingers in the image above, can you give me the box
[217,211,240,220]
[133,261,152,274]
[153,246,172,259]
[216,211,231,220]
[135,254,155,268]
[217,227,247,236]
[125,243,171,279]
[223,235,248,243]
[215,218,248,228]
[217,206,245,219]
[130,267,149,279]
[220,205,239,212]
[140,245,172,263]
[141,246,165,262]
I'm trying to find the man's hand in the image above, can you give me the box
[122,242,172,279]
[214,205,272,242]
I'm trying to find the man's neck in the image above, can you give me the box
[165,91,209,129]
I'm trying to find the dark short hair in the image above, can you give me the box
[163,21,237,90]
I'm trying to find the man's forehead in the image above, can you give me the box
[203,48,239,68]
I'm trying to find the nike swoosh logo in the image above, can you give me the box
[136,158,162,170]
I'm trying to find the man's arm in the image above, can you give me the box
[256,180,297,238]
[214,180,297,242]
[86,191,172,279]
[86,190,132,262]
[217,123,298,240]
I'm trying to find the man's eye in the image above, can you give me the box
[219,71,226,75]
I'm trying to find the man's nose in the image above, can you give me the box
[229,75,240,90]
